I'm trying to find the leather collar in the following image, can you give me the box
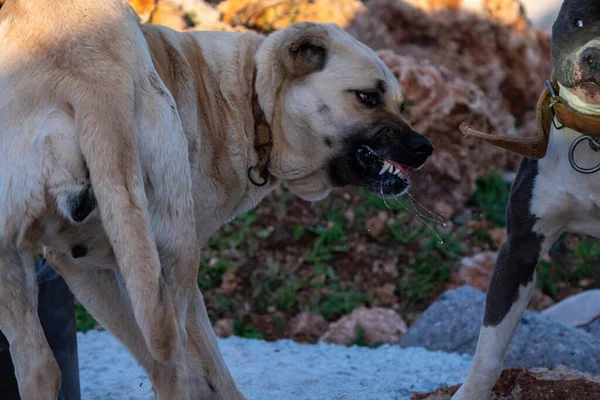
[247,67,273,186]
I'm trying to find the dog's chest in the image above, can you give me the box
[531,129,600,238]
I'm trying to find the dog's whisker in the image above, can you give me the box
[395,198,444,244]
[407,193,447,227]
[396,197,445,226]
[406,192,446,226]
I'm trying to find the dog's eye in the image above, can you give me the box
[574,18,584,28]
[356,91,381,108]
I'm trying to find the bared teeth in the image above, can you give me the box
[379,160,407,179]
[379,161,392,175]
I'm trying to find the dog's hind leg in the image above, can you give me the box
[43,247,192,400]
[67,75,181,366]
[452,158,562,400]
[0,246,61,400]
[185,285,246,400]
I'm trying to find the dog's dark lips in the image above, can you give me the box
[356,145,412,187]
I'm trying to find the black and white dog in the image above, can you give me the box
[453,1,600,398]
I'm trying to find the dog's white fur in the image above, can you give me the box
[0,1,414,398]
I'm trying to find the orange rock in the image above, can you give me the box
[150,0,188,31]
[320,307,408,345]
[128,0,157,22]
[189,21,251,33]
[218,0,367,31]
[483,0,530,31]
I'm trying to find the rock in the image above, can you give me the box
[289,312,328,343]
[128,0,157,22]
[150,0,189,31]
[213,319,234,338]
[365,217,385,238]
[529,288,555,311]
[374,283,398,305]
[542,289,600,328]
[483,0,530,31]
[189,20,251,32]
[219,269,238,295]
[320,307,407,346]
[452,251,496,291]
[218,0,367,31]
[169,0,222,26]
[583,320,600,338]
[490,227,507,247]
[399,286,600,375]
[433,201,455,219]
[411,365,600,400]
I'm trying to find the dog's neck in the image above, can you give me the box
[557,82,600,116]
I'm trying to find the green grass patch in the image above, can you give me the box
[467,172,511,227]
[75,303,97,333]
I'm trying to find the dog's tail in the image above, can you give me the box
[69,75,178,362]
[459,122,548,160]
[458,84,554,160]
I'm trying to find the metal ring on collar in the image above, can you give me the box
[568,135,600,174]
[247,166,269,186]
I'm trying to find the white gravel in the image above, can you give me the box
[77,330,472,400]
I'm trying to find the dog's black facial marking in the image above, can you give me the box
[483,158,544,327]
[324,137,333,147]
[552,0,600,88]
[327,121,433,197]
[67,184,96,223]
[71,244,88,259]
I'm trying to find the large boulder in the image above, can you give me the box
[399,286,600,375]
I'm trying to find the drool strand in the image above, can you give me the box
[407,192,447,227]
[395,198,444,245]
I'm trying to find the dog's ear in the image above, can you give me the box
[277,22,330,78]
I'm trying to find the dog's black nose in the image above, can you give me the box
[582,47,600,71]
[409,135,434,158]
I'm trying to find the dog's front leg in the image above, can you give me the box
[0,246,61,400]
[452,159,561,400]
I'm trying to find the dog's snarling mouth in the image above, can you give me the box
[328,123,433,198]
[338,145,413,197]
[355,145,412,194]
